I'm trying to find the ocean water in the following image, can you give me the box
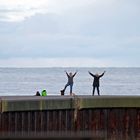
[0,67,140,96]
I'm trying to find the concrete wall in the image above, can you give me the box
[0,96,140,139]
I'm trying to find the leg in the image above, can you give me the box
[64,83,69,91]
[70,84,73,95]
[61,83,69,94]
[92,86,95,96]
[97,86,100,96]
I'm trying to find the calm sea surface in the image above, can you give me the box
[0,67,140,96]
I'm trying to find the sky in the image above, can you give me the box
[0,0,140,67]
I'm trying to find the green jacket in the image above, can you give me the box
[41,90,47,96]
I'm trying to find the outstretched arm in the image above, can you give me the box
[65,70,69,77]
[73,70,78,77]
[99,71,106,78]
[88,71,95,77]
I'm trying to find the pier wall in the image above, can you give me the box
[0,96,140,139]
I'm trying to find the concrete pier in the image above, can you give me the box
[0,95,140,139]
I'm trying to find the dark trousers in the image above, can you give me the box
[92,86,100,96]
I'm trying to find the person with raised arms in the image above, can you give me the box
[61,70,78,96]
[88,71,106,96]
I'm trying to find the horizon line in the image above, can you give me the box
[0,66,139,68]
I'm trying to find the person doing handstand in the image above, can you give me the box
[61,70,77,95]
[88,71,105,96]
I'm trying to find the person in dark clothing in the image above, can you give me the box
[61,70,77,95]
[35,91,41,96]
[88,71,105,96]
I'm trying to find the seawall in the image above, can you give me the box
[0,95,140,139]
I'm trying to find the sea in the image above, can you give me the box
[0,67,140,96]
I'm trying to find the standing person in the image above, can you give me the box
[88,71,106,96]
[61,70,78,95]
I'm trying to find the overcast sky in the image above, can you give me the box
[0,0,139,67]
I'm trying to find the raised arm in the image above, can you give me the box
[99,71,106,78]
[88,71,95,77]
[73,70,78,77]
[65,71,69,77]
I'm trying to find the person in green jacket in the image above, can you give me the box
[41,89,47,96]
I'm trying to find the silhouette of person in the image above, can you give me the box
[88,71,105,96]
[61,70,77,95]
[35,91,40,96]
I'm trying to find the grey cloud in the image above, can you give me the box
[0,0,140,66]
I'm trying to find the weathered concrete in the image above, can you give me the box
[0,95,140,139]
[1,96,73,112]
[79,95,140,108]
[1,95,140,112]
